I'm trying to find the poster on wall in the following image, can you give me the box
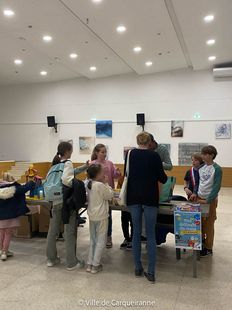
[123,147,136,159]
[178,143,207,166]
[174,204,202,250]
[79,137,95,154]
[96,120,112,138]
[215,123,231,139]
[171,121,184,137]
[59,139,73,145]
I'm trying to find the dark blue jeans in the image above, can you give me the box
[129,205,157,275]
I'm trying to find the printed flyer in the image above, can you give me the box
[174,204,202,250]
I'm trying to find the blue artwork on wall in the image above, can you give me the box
[96,120,112,138]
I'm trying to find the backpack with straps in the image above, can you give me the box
[44,161,68,202]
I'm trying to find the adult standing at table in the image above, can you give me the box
[149,134,173,171]
[125,132,167,283]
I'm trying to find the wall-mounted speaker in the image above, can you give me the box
[47,116,57,133]
[136,113,145,127]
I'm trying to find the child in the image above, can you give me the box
[91,144,121,248]
[46,141,89,270]
[0,173,35,261]
[86,164,114,274]
[197,145,222,257]
[184,153,203,200]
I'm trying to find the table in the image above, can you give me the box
[26,197,209,278]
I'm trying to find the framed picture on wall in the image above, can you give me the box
[178,143,208,166]
[79,137,95,154]
[96,120,112,138]
[215,123,231,139]
[123,147,136,159]
[171,121,184,137]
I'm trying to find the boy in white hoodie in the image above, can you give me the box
[86,164,114,274]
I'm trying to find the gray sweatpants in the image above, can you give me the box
[46,205,82,268]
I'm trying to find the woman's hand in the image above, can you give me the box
[86,160,90,167]
[189,193,197,202]
[197,199,207,204]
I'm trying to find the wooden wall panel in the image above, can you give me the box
[0,161,15,177]
[15,162,232,187]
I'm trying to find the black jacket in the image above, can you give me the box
[0,181,35,220]
[62,178,86,224]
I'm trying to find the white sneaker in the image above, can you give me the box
[47,257,60,267]
[1,251,7,261]
[66,259,85,271]
[86,264,92,273]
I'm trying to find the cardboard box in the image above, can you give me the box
[39,205,51,233]
[14,212,39,238]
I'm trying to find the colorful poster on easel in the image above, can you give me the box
[174,205,202,250]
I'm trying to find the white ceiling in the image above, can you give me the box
[0,0,231,85]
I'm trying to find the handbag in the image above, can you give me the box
[119,150,131,206]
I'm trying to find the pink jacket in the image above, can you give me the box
[91,160,121,189]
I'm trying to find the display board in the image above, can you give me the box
[178,143,207,166]
[174,204,202,250]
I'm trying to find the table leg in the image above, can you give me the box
[197,250,200,261]
[193,250,198,278]
[176,248,181,260]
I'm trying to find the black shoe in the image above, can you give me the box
[135,268,144,277]
[120,239,129,250]
[141,235,147,242]
[200,248,213,257]
[144,272,155,283]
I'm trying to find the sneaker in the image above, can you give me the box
[47,257,60,267]
[106,236,113,249]
[120,239,128,250]
[1,251,7,261]
[200,248,213,257]
[126,242,132,251]
[91,264,103,274]
[144,271,155,283]
[86,264,92,273]
[7,251,14,257]
[135,268,144,277]
[66,259,85,271]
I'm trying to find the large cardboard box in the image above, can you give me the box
[39,205,51,233]
[14,212,39,238]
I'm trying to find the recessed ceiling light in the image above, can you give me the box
[208,56,216,61]
[3,9,15,16]
[69,53,78,59]
[14,59,23,65]
[89,66,97,71]
[40,71,47,76]
[206,39,215,45]
[116,25,126,33]
[145,61,153,67]
[133,46,142,53]
[204,15,214,22]
[92,0,102,3]
[43,35,52,42]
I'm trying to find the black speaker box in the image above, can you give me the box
[47,116,56,127]
[136,113,145,126]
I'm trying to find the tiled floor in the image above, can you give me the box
[0,186,232,310]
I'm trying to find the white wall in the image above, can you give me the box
[0,69,232,166]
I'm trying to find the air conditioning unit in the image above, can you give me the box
[213,67,232,78]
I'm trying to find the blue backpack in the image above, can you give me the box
[44,161,68,203]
